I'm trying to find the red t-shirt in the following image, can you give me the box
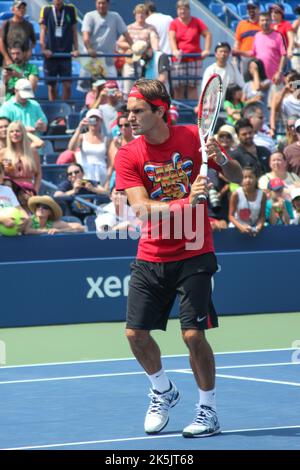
[115,125,222,263]
[169,17,207,62]
[271,20,293,48]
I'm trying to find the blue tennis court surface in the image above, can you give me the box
[0,348,299,450]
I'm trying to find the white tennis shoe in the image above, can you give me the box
[144,382,180,434]
[182,404,220,438]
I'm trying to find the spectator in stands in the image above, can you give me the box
[233,0,261,77]
[117,4,159,96]
[0,79,48,137]
[201,42,244,102]
[269,4,294,59]
[82,0,133,78]
[229,166,266,236]
[39,0,79,101]
[0,121,42,193]
[145,1,173,55]
[207,167,230,230]
[291,4,300,72]
[0,117,10,150]
[251,12,287,85]
[258,151,300,196]
[169,0,211,100]
[232,118,270,176]
[224,84,244,125]
[0,161,25,211]
[12,180,36,216]
[108,112,134,168]
[85,78,106,110]
[96,188,139,233]
[269,70,300,137]
[290,186,300,224]
[215,124,238,156]
[278,115,298,151]
[54,163,108,221]
[242,103,277,153]
[2,42,39,100]
[265,177,294,225]
[242,58,271,117]
[0,1,36,66]
[97,80,124,137]
[24,195,85,234]
[68,109,112,190]
[283,118,300,176]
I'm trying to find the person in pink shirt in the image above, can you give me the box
[251,12,287,85]
[269,3,294,58]
[169,0,211,99]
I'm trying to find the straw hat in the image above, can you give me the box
[28,195,62,221]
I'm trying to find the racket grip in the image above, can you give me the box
[192,193,207,206]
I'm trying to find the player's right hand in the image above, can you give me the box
[189,175,208,205]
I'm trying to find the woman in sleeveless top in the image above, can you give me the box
[68,109,112,190]
[258,151,300,198]
[229,166,266,236]
[0,121,41,193]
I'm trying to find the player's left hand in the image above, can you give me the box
[206,137,225,165]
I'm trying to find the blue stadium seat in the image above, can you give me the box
[43,153,59,164]
[41,164,68,186]
[61,215,83,224]
[67,112,80,130]
[224,3,238,15]
[209,2,225,20]
[237,3,248,18]
[0,2,13,16]
[84,215,96,232]
[41,102,72,123]
[231,19,239,31]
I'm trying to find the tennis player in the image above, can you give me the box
[115,79,242,438]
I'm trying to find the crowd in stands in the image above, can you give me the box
[0,0,300,238]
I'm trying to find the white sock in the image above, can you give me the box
[147,368,171,393]
[199,388,216,411]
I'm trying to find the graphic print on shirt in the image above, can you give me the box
[144,152,193,200]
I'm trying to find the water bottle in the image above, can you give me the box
[0,72,6,105]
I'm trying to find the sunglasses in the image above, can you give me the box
[219,133,232,138]
[287,124,295,129]
[119,123,130,128]
[36,204,50,210]
[68,170,81,176]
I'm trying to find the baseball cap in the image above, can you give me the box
[295,118,300,131]
[246,1,259,8]
[217,124,236,138]
[269,3,284,14]
[92,79,106,88]
[13,1,27,7]
[15,79,34,99]
[268,178,285,191]
[105,80,119,90]
[291,187,300,201]
[86,108,103,120]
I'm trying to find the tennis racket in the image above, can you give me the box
[194,73,223,205]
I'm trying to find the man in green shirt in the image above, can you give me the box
[3,42,39,100]
[0,78,47,135]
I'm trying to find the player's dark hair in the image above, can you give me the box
[134,78,171,122]
[235,118,253,135]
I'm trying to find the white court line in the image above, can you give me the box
[3,424,300,450]
[216,373,300,387]
[0,362,299,385]
[0,347,295,370]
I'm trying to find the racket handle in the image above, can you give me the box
[192,193,207,206]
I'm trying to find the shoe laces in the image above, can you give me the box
[147,389,174,415]
[192,405,216,425]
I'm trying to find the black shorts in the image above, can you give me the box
[44,58,72,84]
[127,252,218,331]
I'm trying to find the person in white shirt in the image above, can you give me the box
[145,1,173,55]
[201,42,244,102]
[242,103,277,153]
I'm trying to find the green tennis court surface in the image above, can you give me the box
[1,312,299,366]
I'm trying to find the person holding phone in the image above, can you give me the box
[68,108,113,191]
